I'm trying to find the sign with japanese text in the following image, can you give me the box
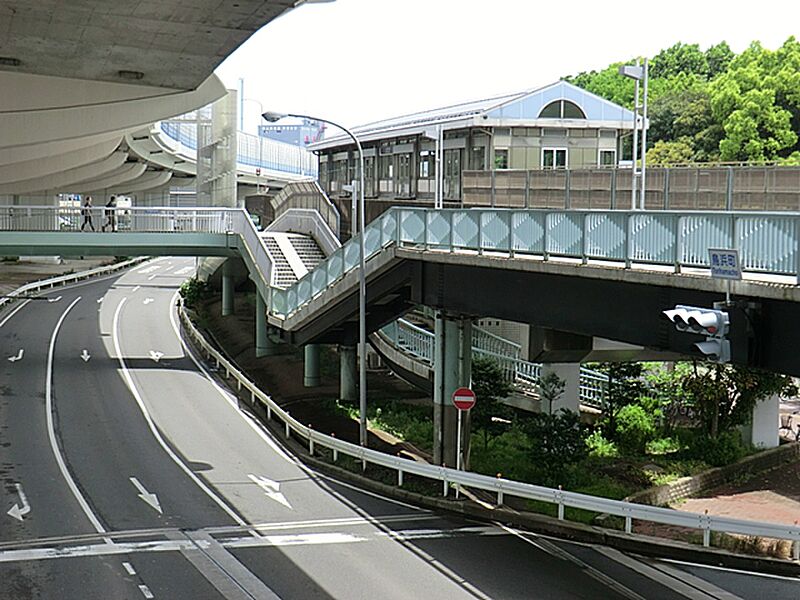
[708,248,741,280]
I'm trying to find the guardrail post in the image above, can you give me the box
[557,486,565,521]
[793,539,800,561]
[398,469,404,487]
[308,428,314,455]
[702,510,711,547]
[625,514,632,534]
[285,415,290,439]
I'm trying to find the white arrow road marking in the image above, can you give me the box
[148,350,164,363]
[248,474,293,510]
[143,298,154,305]
[7,349,23,362]
[7,483,31,521]
[96,297,104,304]
[47,296,62,303]
[80,349,91,362]
[129,477,162,514]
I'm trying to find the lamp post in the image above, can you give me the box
[241,98,265,194]
[619,59,649,209]
[263,111,368,447]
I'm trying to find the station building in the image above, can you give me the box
[309,80,635,211]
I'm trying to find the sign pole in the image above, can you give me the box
[455,409,463,498]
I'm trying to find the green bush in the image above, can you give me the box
[686,430,748,467]
[615,404,656,454]
[179,277,210,309]
[646,436,682,455]
[585,429,619,458]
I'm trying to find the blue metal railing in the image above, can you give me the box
[270,207,800,317]
[381,318,606,408]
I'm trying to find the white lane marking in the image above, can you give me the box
[138,584,154,599]
[130,477,163,515]
[131,286,141,293]
[644,559,744,600]
[173,266,193,276]
[148,350,164,363]
[7,483,31,522]
[123,561,137,576]
[135,265,160,275]
[7,349,23,362]
[498,524,646,600]
[659,557,800,582]
[47,297,107,534]
[168,289,428,512]
[248,474,292,510]
[147,275,157,281]
[47,296,62,303]
[596,546,740,599]
[0,299,31,328]
[80,349,91,362]
[112,298,247,527]
[96,297,104,304]
[143,298,154,305]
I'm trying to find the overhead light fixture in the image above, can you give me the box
[118,69,144,80]
[0,57,21,67]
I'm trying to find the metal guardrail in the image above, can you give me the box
[159,121,318,178]
[382,319,607,408]
[179,305,800,559]
[271,206,800,318]
[0,258,148,311]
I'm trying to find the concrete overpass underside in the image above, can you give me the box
[275,248,800,377]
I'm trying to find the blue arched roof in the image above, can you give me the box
[484,80,633,122]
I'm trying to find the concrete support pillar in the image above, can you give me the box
[255,291,277,358]
[749,394,780,449]
[433,313,471,467]
[339,345,357,402]
[221,259,234,316]
[304,344,321,388]
[540,363,581,413]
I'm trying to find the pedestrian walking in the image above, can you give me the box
[80,196,95,231]
[101,195,117,232]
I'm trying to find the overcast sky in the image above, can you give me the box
[215,0,797,132]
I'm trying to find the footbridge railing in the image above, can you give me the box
[381,318,607,408]
[271,207,800,318]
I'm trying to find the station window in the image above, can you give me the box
[542,148,567,169]
[538,100,586,119]
[494,149,509,169]
[419,150,434,179]
[599,149,616,167]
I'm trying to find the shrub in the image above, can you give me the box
[585,429,619,458]
[615,404,656,454]
[646,436,682,455]
[179,277,210,309]
[686,430,747,467]
[523,409,586,487]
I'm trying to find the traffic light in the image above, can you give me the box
[663,304,730,363]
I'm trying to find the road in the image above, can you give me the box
[1,257,798,599]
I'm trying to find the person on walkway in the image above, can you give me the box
[80,196,95,231]
[101,195,117,232]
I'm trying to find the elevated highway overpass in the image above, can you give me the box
[4,204,800,378]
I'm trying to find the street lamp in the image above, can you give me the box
[263,110,368,447]
[242,98,265,194]
[619,59,649,210]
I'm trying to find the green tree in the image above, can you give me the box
[538,370,565,414]
[681,363,796,438]
[647,138,695,165]
[596,362,646,439]
[651,42,708,79]
[523,409,587,487]
[705,41,734,79]
[470,356,514,449]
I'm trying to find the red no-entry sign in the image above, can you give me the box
[451,387,476,411]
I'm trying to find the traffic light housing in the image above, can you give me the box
[663,304,730,363]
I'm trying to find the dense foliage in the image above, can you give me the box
[565,38,800,164]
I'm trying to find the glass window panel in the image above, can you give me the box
[563,100,586,119]
[539,101,561,118]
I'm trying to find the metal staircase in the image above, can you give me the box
[261,232,326,289]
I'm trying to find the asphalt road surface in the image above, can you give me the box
[1,257,798,599]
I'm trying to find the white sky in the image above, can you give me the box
[215,0,797,133]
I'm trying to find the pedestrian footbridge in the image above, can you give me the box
[3,205,800,376]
